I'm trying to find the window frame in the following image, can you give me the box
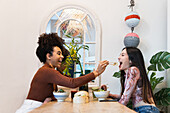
[39,4,102,86]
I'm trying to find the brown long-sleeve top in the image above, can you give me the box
[27,64,95,102]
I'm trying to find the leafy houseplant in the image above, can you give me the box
[62,34,89,77]
[62,34,90,92]
[147,51,170,112]
[113,51,170,111]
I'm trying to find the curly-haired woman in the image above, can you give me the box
[16,33,109,113]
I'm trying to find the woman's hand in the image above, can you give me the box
[43,98,52,104]
[101,85,107,91]
[93,60,109,77]
[57,63,66,73]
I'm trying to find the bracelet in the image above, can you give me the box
[93,71,99,77]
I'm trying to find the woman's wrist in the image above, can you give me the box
[93,70,99,77]
[109,94,120,99]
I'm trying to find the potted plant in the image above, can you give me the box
[147,51,170,112]
[113,51,170,112]
[62,34,89,77]
[62,34,90,92]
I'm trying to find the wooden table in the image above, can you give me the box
[30,98,136,113]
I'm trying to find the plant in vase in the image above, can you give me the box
[62,34,89,91]
[62,34,89,76]
[113,51,170,111]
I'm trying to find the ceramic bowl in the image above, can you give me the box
[53,92,69,102]
[93,91,110,101]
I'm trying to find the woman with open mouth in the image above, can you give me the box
[102,47,160,113]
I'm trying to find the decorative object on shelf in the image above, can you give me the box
[124,0,140,47]
[125,12,140,28]
[124,33,139,47]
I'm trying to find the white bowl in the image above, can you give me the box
[93,91,110,101]
[53,92,69,102]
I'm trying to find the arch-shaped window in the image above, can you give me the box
[40,5,102,85]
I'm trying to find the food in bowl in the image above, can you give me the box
[73,91,89,103]
[57,89,65,93]
[53,89,69,102]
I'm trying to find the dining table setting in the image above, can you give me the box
[29,89,136,113]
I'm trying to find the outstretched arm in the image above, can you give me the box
[47,60,109,88]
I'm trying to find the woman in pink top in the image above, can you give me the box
[103,47,159,113]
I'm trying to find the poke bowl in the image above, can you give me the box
[53,89,69,102]
[93,88,110,101]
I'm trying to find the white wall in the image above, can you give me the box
[167,2,170,112]
[100,0,167,93]
[0,0,168,113]
[167,0,170,88]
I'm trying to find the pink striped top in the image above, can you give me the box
[119,67,143,107]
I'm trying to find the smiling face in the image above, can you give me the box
[47,46,64,68]
[118,48,131,71]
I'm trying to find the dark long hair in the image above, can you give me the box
[120,47,154,104]
[36,33,69,63]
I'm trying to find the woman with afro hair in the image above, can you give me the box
[16,33,109,113]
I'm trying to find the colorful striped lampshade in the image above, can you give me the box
[125,12,140,28]
[124,33,140,47]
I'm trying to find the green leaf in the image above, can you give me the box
[154,88,170,106]
[157,62,164,71]
[63,35,89,76]
[150,52,163,64]
[147,64,157,71]
[165,54,170,64]
[160,60,170,69]
[150,72,164,90]
[150,72,156,89]
[77,36,82,38]
[65,34,72,38]
[113,71,121,78]
[148,51,170,71]
[127,99,133,109]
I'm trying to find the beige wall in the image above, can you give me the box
[0,0,168,113]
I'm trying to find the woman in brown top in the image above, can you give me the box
[15,33,109,113]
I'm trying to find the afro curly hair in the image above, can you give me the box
[36,33,69,63]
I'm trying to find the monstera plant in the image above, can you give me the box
[147,51,170,111]
[113,51,170,111]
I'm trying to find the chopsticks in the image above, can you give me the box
[99,61,118,66]
[109,62,118,66]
